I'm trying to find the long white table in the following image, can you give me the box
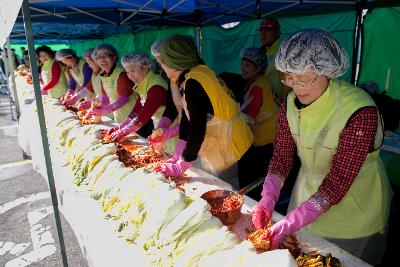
[16,76,371,267]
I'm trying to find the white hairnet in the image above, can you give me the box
[240,47,268,69]
[275,29,349,78]
[122,52,154,69]
[93,44,118,60]
[151,39,165,57]
[83,48,95,61]
[55,48,76,61]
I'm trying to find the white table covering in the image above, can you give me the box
[16,76,371,267]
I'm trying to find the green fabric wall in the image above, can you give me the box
[8,43,69,58]
[200,11,356,82]
[10,12,358,84]
[127,27,195,58]
[68,39,104,58]
[358,6,400,99]
[67,27,195,63]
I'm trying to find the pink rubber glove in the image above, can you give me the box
[89,105,113,116]
[99,93,110,106]
[262,194,329,249]
[110,120,142,142]
[77,100,92,110]
[165,139,186,164]
[155,156,191,176]
[157,117,173,129]
[63,97,78,107]
[89,95,128,116]
[251,174,283,230]
[107,117,132,135]
[64,87,91,106]
[79,93,109,110]
[66,88,75,95]
[148,124,180,143]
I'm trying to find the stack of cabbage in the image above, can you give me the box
[41,96,297,267]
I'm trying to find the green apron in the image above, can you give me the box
[69,59,86,88]
[41,59,67,99]
[244,74,278,146]
[69,59,95,100]
[100,66,136,123]
[286,79,392,239]
[91,72,102,97]
[133,70,167,127]
[82,71,100,100]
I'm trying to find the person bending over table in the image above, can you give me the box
[251,29,392,266]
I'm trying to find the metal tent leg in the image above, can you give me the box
[21,0,69,266]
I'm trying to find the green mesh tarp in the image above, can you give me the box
[358,5,400,100]
[200,11,356,82]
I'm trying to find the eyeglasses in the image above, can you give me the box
[281,74,319,89]
[95,54,113,61]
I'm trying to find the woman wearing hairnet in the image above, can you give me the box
[76,48,107,110]
[87,44,136,123]
[147,39,181,154]
[252,29,392,265]
[107,52,168,141]
[56,49,94,106]
[36,46,67,98]
[154,35,253,177]
[238,47,278,199]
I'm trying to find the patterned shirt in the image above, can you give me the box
[268,101,379,205]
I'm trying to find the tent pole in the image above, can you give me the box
[351,0,365,85]
[196,26,202,56]
[6,38,20,119]
[21,0,69,266]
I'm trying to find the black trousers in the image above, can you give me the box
[238,143,274,201]
[136,120,154,138]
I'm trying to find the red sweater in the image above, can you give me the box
[41,61,61,92]
[132,85,167,125]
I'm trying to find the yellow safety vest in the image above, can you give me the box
[244,74,278,146]
[286,79,392,239]
[91,72,102,96]
[68,59,96,100]
[81,71,101,101]
[182,65,253,173]
[154,81,181,156]
[68,59,86,88]
[41,59,67,99]
[264,39,282,103]
[100,66,136,123]
[133,70,167,127]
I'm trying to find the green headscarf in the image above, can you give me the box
[159,35,201,71]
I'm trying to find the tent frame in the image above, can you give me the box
[15,0,364,31]
[21,0,69,266]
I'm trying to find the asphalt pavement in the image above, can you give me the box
[0,93,88,267]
